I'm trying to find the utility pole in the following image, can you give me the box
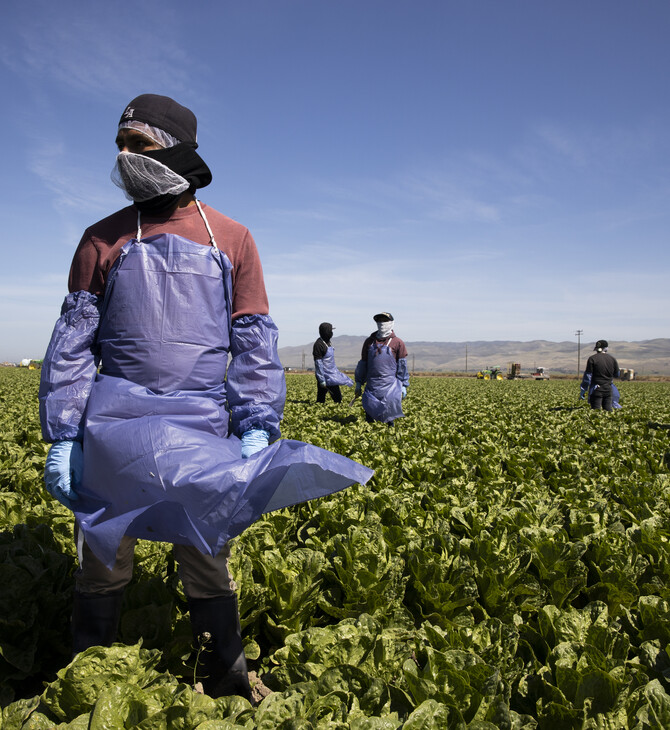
[301,350,305,370]
[412,353,415,374]
[465,344,468,373]
[574,330,583,377]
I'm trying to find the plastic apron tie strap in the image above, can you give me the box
[195,198,217,247]
[136,200,216,247]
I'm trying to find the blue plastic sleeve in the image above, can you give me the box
[227,314,286,441]
[396,357,410,387]
[38,291,102,443]
[314,358,325,382]
[354,359,367,385]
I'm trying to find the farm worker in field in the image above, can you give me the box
[38,94,373,700]
[354,312,410,425]
[579,339,621,411]
[313,322,352,403]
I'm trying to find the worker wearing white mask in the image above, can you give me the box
[354,312,410,425]
[39,94,373,700]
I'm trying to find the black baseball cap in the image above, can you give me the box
[119,94,198,144]
[373,312,394,322]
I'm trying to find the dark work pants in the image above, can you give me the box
[316,384,342,403]
[590,385,613,411]
[74,524,235,598]
[71,525,241,670]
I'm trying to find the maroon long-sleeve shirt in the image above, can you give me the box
[68,202,269,319]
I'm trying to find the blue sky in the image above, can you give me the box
[1,0,668,361]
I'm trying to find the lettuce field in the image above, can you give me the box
[1,367,669,728]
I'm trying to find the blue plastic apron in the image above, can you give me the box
[74,208,373,568]
[361,337,404,423]
[322,346,353,387]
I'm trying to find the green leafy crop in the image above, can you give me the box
[1,368,670,727]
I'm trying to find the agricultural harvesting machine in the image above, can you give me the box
[507,363,550,380]
[477,366,504,380]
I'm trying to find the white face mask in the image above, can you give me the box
[377,321,393,339]
[111,151,190,202]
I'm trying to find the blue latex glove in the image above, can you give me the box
[44,440,83,508]
[241,429,269,459]
[579,388,586,400]
[317,380,326,388]
[401,386,407,399]
[355,382,363,395]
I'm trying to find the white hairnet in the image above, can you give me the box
[118,120,180,149]
[111,151,190,201]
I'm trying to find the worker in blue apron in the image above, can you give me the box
[354,312,410,425]
[313,321,352,403]
[39,94,373,700]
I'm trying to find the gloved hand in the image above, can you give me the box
[355,382,363,396]
[579,388,586,400]
[402,386,407,399]
[318,380,326,388]
[44,439,83,509]
[241,429,269,459]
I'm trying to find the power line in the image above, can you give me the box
[575,329,583,376]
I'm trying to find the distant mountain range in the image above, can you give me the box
[278,337,670,376]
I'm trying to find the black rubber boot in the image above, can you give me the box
[71,590,124,656]
[188,594,252,701]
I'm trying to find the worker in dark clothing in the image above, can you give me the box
[313,322,352,403]
[580,339,620,411]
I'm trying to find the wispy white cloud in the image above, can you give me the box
[264,206,341,223]
[0,274,67,360]
[533,124,588,166]
[253,113,670,346]
[399,174,502,223]
[28,140,118,214]
[0,274,64,299]
[4,1,195,98]
[264,226,669,347]
[310,170,504,225]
